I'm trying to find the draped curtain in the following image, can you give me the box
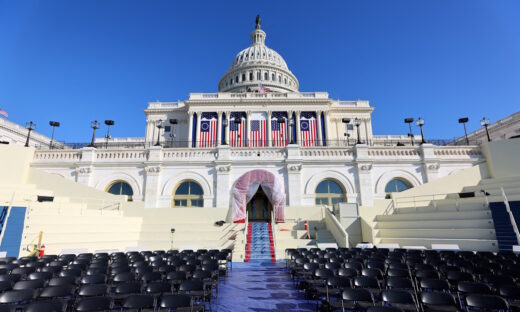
[232,169,285,223]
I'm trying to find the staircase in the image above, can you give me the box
[245,222,275,262]
[489,202,519,250]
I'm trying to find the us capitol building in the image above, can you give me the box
[28,17,482,221]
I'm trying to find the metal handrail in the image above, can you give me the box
[501,187,520,245]
[271,210,277,259]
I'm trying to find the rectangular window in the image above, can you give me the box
[347,124,354,131]
[250,72,253,80]
[164,126,171,132]
[242,73,246,81]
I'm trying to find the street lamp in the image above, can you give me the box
[416,117,426,144]
[222,119,228,145]
[104,120,114,149]
[480,117,491,142]
[342,118,351,147]
[49,121,60,149]
[354,117,362,145]
[169,119,178,147]
[155,119,164,146]
[458,117,469,145]
[404,118,414,146]
[89,120,100,147]
[24,121,36,147]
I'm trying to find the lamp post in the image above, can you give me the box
[416,117,426,144]
[480,117,491,142]
[89,120,100,147]
[155,119,163,146]
[458,117,469,145]
[169,119,177,147]
[404,118,414,146]
[24,121,35,147]
[222,119,228,145]
[289,118,295,144]
[49,121,60,149]
[354,117,362,145]
[104,120,114,149]
[342,118,351,147]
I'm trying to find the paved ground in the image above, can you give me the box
[214,261,315,311]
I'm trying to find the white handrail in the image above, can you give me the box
[271,210,277,259]
[501,187,520,245]
[322,205,349,248]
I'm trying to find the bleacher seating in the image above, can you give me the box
[286,247,520,311]
[0,248,231,311]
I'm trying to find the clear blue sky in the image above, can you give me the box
[1,0,519,143]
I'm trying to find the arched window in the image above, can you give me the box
[385,178,412,193]
[172,180,204,207]
[315,179,346,206]
[106,181,133,201]
[249,72,253,81]
[264,72,269,80]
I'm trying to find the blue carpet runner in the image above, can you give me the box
[0,207,26,257]
[489,202,518,250]
[245,222,275,262]
[215,261,314,311]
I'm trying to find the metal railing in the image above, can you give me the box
[270,210,277,259]
[501,187,520,245]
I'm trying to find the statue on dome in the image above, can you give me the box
[255,15,261,29]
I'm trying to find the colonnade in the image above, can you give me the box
[187,110,330,148]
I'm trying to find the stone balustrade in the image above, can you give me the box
[31,144,484,165]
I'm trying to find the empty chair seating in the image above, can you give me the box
[39,284,75,300]
[341,288,374,310]
[24,299,64,312]
[158,293,196,311]
[465,294,509,311]
[382,290,418,311]
[75,296,112,312]
[420,292,459,312]
[121,294,155,311]
[78,284,108,297]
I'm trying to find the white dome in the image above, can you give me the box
[218,18,299,93]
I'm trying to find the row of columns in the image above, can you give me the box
[187,110,330,147]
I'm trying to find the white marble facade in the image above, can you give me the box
[29,18,485,210]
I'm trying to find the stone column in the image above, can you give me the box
[187,112,194,148]
[215,145,232,208]
[195,112,202,148]
[295,111,301,145]
[143,146,163,208]
[217,111,223,146]
[316,111,323,146]
[75,147,95,186]
[225,112,230,145]
[287,110,294,144]
[420,143,440,183]
[354,144,373,206]
[324,111,331,146]
[246,111,252,147]
[267,111,272,147]
[286,144,302,206]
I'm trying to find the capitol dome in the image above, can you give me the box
[218,17,299,93]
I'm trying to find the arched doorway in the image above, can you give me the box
[246,186,272,221]
[231,169,285,223]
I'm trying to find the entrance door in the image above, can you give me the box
[246,187,272,221]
